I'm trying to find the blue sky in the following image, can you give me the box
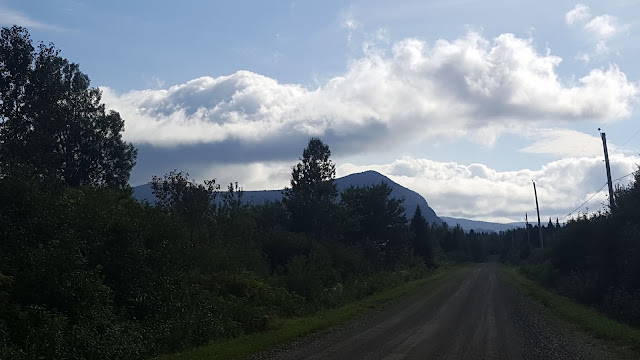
[3,0,640,222]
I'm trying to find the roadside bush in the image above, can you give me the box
[602,288,640,327]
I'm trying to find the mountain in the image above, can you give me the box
[440,216,525,233]
[335,171,441,225]
[132,170,442,225]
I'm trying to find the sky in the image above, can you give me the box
[2,0,640,223]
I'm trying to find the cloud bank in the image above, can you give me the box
[103,31,637,157]
[102,30,639,223]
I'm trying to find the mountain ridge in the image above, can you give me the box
[133,170,442,225]
[440,216,526,233]
[133,171,529,232]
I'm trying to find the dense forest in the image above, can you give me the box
[1,25,640,360]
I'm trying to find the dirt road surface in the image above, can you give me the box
[259,263,627,360]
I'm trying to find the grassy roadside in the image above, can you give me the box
[501,266,640,355]
[156,265,464,360]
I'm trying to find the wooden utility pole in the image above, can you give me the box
[526,212,530,247]
[600,130,615,211]
[533,181,543,249]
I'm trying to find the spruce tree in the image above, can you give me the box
[283,138,338,236]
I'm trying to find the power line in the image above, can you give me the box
[559,182,608,221]
[612,172,636,183]
[620,128,640,147]
[601,97,637,126]
[558,170,637,221]
[602,97,639,152]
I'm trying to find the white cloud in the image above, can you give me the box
[200,161,292,191]
[339,5,361,44]
[565,4,591,25]
[584,15,619,39]
[344,18,358,30]
[0,5,64,30]
[519,128,618,158]
[565,5,627,62]
[336,154,639,222]
[145,76,165,89]
[102,31,638,154]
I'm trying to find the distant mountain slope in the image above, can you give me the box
[440,216,525,233]
[336,171,441,225]
[133,170,442,225]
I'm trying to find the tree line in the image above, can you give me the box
[499,173,640,328]
[0,26,491,360]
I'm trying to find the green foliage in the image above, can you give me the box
[151,170,219,220]
[341,182,410,267]
[0,26,136,188]
[0,176,308,359]
[511,167,640,328]
[283,137,338,236]
[0,172,460,359]
[410,206,435,266]
[157,266,461,360]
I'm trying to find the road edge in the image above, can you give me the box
[500,265,640,359]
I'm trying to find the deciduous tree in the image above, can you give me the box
[0,26,136,188]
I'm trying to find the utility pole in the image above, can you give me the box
[532,181,543,249]
[599,130,615,211]
[526,212,530,247]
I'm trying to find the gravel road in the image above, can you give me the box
[256,263,630,360]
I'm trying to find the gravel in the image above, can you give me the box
[506,282,631,360]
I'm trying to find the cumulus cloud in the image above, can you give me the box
[565,4,627,62]
[102,31,638,158]
[337,155,639,223]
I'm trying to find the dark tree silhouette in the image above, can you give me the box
[410,205,435,266]
[341,182,409,266]
[283,137,338,236]
[151,170,219,242]
[0,26,136,188]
